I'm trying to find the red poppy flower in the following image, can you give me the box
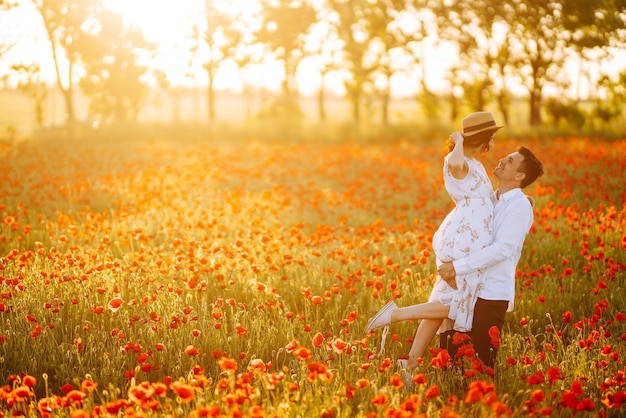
[12,385,34,401]
[488,326,500,349]
[390,374,404,389]
[345,383,356,399]
[330,338,348,354]
[81,379,97,393]
[430,350,452,368]
[547,366,563,385]
[184,345,199,356]
[355,378,369,388]
[218,356,238,372]
[22,375,36,388]
[424,384,440,399]
[170,381,197,403]
[371,393,388,407]
[65,389,87,403]
[527,371,545,385]
[285,340,298,353]
[452,332,471,345]
[107,297,123,313]
[104,399,131,415]
[292,346,312,361]
[312,332,325,348]
[306,362,333,382]
[236,324,249,337]
[60,383,74,394]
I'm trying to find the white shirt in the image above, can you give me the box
[452,188,533,311]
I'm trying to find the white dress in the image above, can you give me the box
[430,155,494,332]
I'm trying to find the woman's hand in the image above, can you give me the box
[450,131,464,145]
[438,262,458,290]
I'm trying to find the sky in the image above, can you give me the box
[2,0,458,97]
[2,0,621,99]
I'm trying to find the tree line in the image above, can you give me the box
[3,0,626,134]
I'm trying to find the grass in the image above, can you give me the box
[0,134,624,417]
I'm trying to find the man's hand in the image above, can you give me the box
[438,262,458,290]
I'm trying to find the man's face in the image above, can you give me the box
[494,151,525,182]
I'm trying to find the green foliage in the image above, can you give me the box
[544,98,586,130]
[79,10,153,123]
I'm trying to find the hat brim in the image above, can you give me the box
[463,125,504,136]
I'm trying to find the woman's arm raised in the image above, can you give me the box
[447,131,468,179]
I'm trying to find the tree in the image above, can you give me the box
[328,0,378,124]
[78,10,154,123]
[304,13,343,123]
[594,73,626,132]
[492,37,515,126]
[11,63,48,127]
[507,0,568,126]
[32,0,105,131]
[255,0,317,122]
[0,1,18,60]
[367,0,414,126]
[402,0,441,120]
[562,0,626,47]
[435,0,513,119]
[193,1,251,124]
[561,0,626,101]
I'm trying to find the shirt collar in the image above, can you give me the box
[496,188,524,201]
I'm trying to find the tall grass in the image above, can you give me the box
[0,135,624,417]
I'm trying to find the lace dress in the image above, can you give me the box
[430,155,494,332]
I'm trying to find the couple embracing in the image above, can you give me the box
[365,111,544,389]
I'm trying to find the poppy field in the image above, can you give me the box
[0,135,625,417]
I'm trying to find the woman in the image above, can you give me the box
[364,111,502,388]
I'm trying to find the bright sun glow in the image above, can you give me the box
[102,0,205,43]
[100,0,284,90]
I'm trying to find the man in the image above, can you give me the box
[438,146,544,369]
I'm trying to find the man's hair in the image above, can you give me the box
[517,146,544,188]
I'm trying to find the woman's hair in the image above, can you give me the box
[447,129,497,153]
[517,146,544,188]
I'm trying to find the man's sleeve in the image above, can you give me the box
[453,202,532,275]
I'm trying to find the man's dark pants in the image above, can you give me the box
[439,297,509,368]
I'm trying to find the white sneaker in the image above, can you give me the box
[397,359,414,392]
[364,301,397,334]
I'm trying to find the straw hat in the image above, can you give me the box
[462,112,504,136]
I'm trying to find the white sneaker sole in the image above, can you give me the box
[364,301,396,334]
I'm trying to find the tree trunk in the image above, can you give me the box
[207,76,215,124]
[496,93,509,126]
[529,87,542,126]
[381,89,389,126]
[381,73,390,126]
[350,89,360,123]
[450,92,459,122]
[318,75,326,123]
[44,20,76,130]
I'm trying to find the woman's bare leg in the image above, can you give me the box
[387,301,449,370]
[406,319,444,369]
[390,301,450,322]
